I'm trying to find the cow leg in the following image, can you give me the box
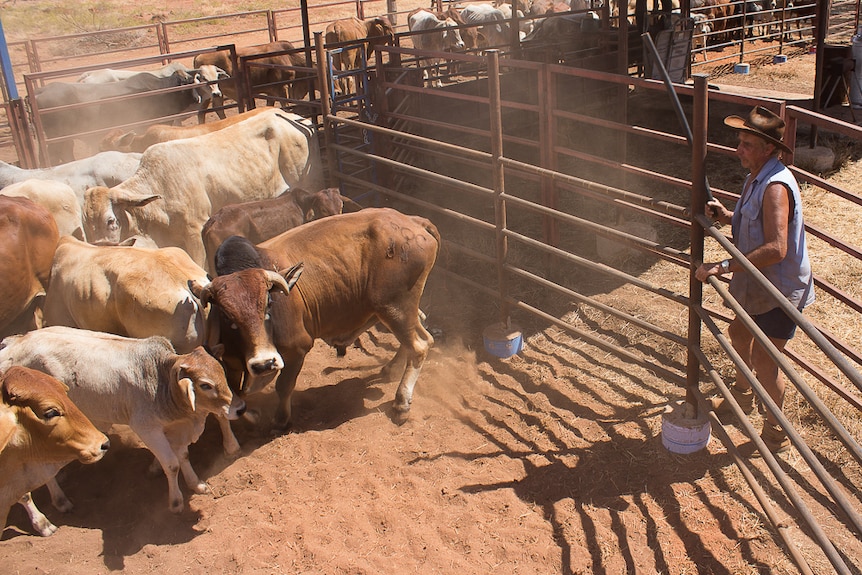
[386,319,434,414]
[18,492,57,537]
[272,359,304,433]
[215,413,242,456]
[177,446,209,495]
[134,427,185,513]
[45,477,73,512]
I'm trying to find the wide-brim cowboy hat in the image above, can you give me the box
[724,105,792,154]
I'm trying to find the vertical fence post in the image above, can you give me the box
[158,22,170,56]
[315,31,339,189]
[687,73,709,409]
[267,11,278,42]
[487,50,509,323]
[387,0,398,26]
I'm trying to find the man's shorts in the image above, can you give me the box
[753,307,798,340]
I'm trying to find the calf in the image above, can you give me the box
[190,208,439,435]
[0,327,245,513]
[201,187,353,274]
[1,366,108,536]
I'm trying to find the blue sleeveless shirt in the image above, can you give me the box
[729,156,815,315]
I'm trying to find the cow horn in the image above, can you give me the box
[265,270,292,294]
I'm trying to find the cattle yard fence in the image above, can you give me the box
[3,0,861,165]
[316,42,862,573]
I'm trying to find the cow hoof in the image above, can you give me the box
[169,499,184,514]
[34,519,59,537]
[192,482,210,495]
[270,422,293,436]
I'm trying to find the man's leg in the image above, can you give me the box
[712,316,756,416]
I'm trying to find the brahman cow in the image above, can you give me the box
[408,9,467,87]
[460,3,513,48]
[1,366,108,537]
[0,327,245,514]
[82,107,323,266]
[100,106,272,154]
[0,196,59,339]
[77,61,193,83]
[193,41,310,123]
[521,11,602,63]
[190,207,440,436]
[201,187,359,274]
[1,180,83,240]
[0,151,142,201]
[34,69,214,164]
[43,237,210,354]
[325,16,396,95]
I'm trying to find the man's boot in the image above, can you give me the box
[760,423,791,454]
[711,385,755,417]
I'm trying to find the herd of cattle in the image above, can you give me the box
[1,99,441,537]
[2,0,816,539]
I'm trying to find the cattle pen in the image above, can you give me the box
[2,1,862,573]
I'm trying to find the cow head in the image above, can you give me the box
[190,264,304,396]
[82,186,161,245]
[170,346,245,420]
[367,17,396,48]
[0,366,109,464]
[442,17,466,50]
[193,64,230,102]
[293,187,344,222]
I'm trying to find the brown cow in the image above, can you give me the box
[1,366,109,536]
[325,16,395,95]
[0,196,60,339]
[193,41,311,123]
[190,208,440,435]
[201,187,359,274]
[100,106,272,153]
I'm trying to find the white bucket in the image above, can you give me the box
[661,400,711,454]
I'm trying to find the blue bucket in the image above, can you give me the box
[733,63,750,74]
[773,54,787,64]
[483,322,524,358]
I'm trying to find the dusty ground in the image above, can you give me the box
[3,3,862,575]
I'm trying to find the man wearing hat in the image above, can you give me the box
[696,106,815,454]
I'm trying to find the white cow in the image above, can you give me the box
[461,4,513,47]
[77,62,193,83]
[1,180,84,239]
[408,9,466,87]
[0,151,142,203]
[0,366,108,536]
[82,107,323,266]
[0,326,246,514]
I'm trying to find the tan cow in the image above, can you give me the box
[0,327,245,514]
[43,237,210,354]
[1,179,84,240]
[100,106,272,153]
[191,208,440,436]
[0,366,108,536]
[0,196,59,340]
[82,107,323,267]
[325,16,395,95]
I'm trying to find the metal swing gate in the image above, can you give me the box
[325,43,379,204]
